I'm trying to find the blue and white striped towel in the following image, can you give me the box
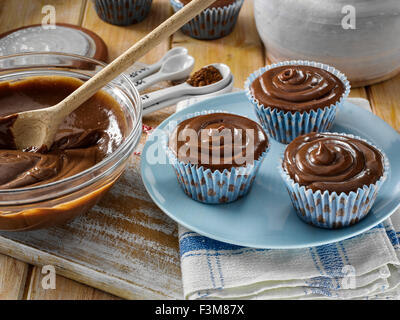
[176,96,400,300]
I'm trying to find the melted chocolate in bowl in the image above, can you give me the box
[250,65,345,112]
[0,76,126,190]
[283,132,384,194]
[168,113,268,172]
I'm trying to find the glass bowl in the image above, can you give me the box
[0,52,142,231]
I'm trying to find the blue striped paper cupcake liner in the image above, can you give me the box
[245,60,351,144]
[93,0,152,26]
[279,133,390,229]
[170,0,244,40]
[163,110,269,204]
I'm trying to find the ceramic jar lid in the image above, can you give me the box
[0,23,108,62]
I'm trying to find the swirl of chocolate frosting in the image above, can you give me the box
[283,132,384,194]
[168,113,268,172]
[250,65,345,112]
[0,151,62,189]
[0,76,126,190]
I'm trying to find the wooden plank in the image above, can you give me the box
[367,74,400,131]
[0,0,124,300]
[26,269,119,300]
[0,0,96,301]
[349,87,368,100]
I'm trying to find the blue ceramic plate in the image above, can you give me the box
[141,91,400,249]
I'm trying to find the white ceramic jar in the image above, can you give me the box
[254,0,400,87]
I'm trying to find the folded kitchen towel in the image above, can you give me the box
[175,96,400,300]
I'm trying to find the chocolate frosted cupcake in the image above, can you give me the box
[279,132,389,229]
[170,0,244,40]
[93,0,152,26]
[165,111,269,203]
[245,61,350,144]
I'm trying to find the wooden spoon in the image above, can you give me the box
[8,0,216,151]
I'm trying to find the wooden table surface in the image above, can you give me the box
[0,0,399,300]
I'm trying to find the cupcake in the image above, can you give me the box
[245,61,350,144]
[170,0,244,40]
[279,132,389,229]
[165,111,269,204]
[93,0,153,26]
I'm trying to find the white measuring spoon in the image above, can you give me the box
[142,74,234,115]
[128,47,188,82]
[141,63,232,109]
[135,53,194,92]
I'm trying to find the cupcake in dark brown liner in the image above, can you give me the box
[170,0,244,40]
[93,0,153,26]
[279,132,389,229]
[245,60,350,144]
[164,110,269,204]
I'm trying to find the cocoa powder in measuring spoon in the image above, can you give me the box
[187,66,223,87]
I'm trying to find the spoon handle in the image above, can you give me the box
[53,0,216,118]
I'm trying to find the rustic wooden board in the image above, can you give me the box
[172,0,265,89]
[0,0,399,300]
[25,266,120,300]
[0,0,85,30]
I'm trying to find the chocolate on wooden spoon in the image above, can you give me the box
[0,0,216,152]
